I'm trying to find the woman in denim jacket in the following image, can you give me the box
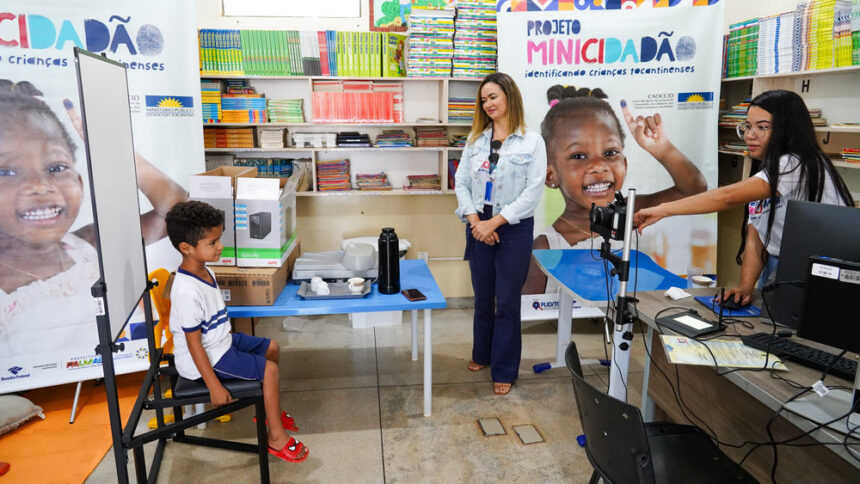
[454,72,547,395]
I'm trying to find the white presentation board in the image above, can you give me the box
[74,49,148,341]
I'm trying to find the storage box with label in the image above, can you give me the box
[189,166,257,265]
[235,176,298,267]
[213,239,301,306]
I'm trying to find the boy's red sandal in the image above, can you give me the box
[268,437,309,463]
[253,410,299,432]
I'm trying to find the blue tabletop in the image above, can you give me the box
[227,259,447,318]
[533,249,686,303]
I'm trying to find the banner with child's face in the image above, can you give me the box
[500,1,723,303]
[0,1,202,393]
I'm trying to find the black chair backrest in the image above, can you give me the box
[566,342,656,484]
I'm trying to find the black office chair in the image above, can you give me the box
[565,342,758,484]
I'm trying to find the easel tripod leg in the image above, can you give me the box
[69,381,83,424]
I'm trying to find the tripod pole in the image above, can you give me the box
[607,189,636,401]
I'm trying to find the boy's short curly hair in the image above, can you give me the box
[165,201,225,251]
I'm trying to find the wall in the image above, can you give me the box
[723,0,800,30]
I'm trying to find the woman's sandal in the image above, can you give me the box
[468,360,486,372]
[268,437,309,463]
[493,382,513,395]
[253,410,299,432]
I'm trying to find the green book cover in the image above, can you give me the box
[239,30,251,76]
[286,31,296,76]
[214,30,223,75]
[294,31,305,75]
[199,30,208,74]
[274,30,285,76]
[250,30,260,76]
[345,32,352,77]
[265,30,275,76]
[283,30,293,76]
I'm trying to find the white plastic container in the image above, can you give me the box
[342,236,411,328]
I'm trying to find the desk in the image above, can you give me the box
[634,289,860,482]
[227,260,446,417]
[532,249,685,376]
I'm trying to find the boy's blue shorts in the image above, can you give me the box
[212,333,271,381]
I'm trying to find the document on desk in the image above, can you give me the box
[660,335,788,370]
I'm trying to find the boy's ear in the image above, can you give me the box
[178,241,193,255]
[545,164,559,189]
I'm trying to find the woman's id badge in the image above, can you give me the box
[478,166,494,204]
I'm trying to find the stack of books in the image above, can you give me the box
[450,134,467,148]
[756,11,795,74]
[404,174,442,191]
[311,80,400,123]
[809,108,828,126]
[267,99,304,123]
[234,158,294,178]
[376,130,413,148]
[408,3,455,77]
[724,18,759,77]
[718,100,750,128]
[199,29,407,77]
[447,97,476,124]
[199,29,243,76]
[336,132,372,147]
[414,126,448,147]
[791,0,852,71]
[841,147,860,163]
[718,141,749,155]
[201,80,222,123]
[221,91,267,123]
[453,0,497,78]
[835,0,855,66]
[316,159,352,191]
[448,157,460,189]
[356,172,393,191]
[203,128,255,148]
[853,0,860,64]
[258,128,286,149]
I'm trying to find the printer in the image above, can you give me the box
[292,242,378,282]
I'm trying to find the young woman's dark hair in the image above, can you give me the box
[735,89,855,264]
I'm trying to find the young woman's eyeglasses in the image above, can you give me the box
[736,122,772,139]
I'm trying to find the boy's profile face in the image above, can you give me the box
[0,117,82,248]
[547,112,627,212]
[182,225,223,264]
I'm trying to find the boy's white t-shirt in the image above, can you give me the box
[750,154,846,256]
[169,267,232,380]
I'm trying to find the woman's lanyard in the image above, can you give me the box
[482,128,503,204]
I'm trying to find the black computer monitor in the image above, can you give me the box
[768,200,860,328]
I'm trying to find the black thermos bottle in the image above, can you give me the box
[378,227,400,294]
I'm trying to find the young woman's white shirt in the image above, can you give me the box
[749,154,847,256]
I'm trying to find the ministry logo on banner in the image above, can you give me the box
[145,95,194,116]
[677,91,714,110]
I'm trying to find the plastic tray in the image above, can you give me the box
[297,281,371,299]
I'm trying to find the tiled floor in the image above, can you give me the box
[87,309,647,483]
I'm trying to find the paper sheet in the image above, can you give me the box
[660,335,788,370]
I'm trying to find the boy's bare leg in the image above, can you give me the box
[265,339,280,364]
[263,360,308,459]
[263,360,289,448]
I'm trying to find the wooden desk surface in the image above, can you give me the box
[633,289,860,482]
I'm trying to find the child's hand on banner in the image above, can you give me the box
[620,99,673,162]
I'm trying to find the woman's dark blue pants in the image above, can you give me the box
[465,206,534,384]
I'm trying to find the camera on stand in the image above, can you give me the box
[589,191,628,241]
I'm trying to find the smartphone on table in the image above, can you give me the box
[401,289,427,301]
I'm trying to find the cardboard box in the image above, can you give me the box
[235,176,298,267]
[189,166,258,266]
[213,239,301,305]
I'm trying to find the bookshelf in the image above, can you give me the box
[202,76,481,195]
[716,64,860,286]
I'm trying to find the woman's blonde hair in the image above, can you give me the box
[467,72,526,143]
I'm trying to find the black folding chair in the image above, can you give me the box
[565,342,757,484]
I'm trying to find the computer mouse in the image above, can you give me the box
[719,297,749,311]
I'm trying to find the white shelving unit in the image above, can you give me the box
[716,64,860,286]
[202,76,481,195]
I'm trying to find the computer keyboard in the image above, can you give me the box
[741,332,857,381]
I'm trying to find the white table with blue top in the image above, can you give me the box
[227,259,446,417]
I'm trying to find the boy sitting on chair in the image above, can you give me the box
[165,200,308,463]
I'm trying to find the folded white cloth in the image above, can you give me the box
[664,287,692,300]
